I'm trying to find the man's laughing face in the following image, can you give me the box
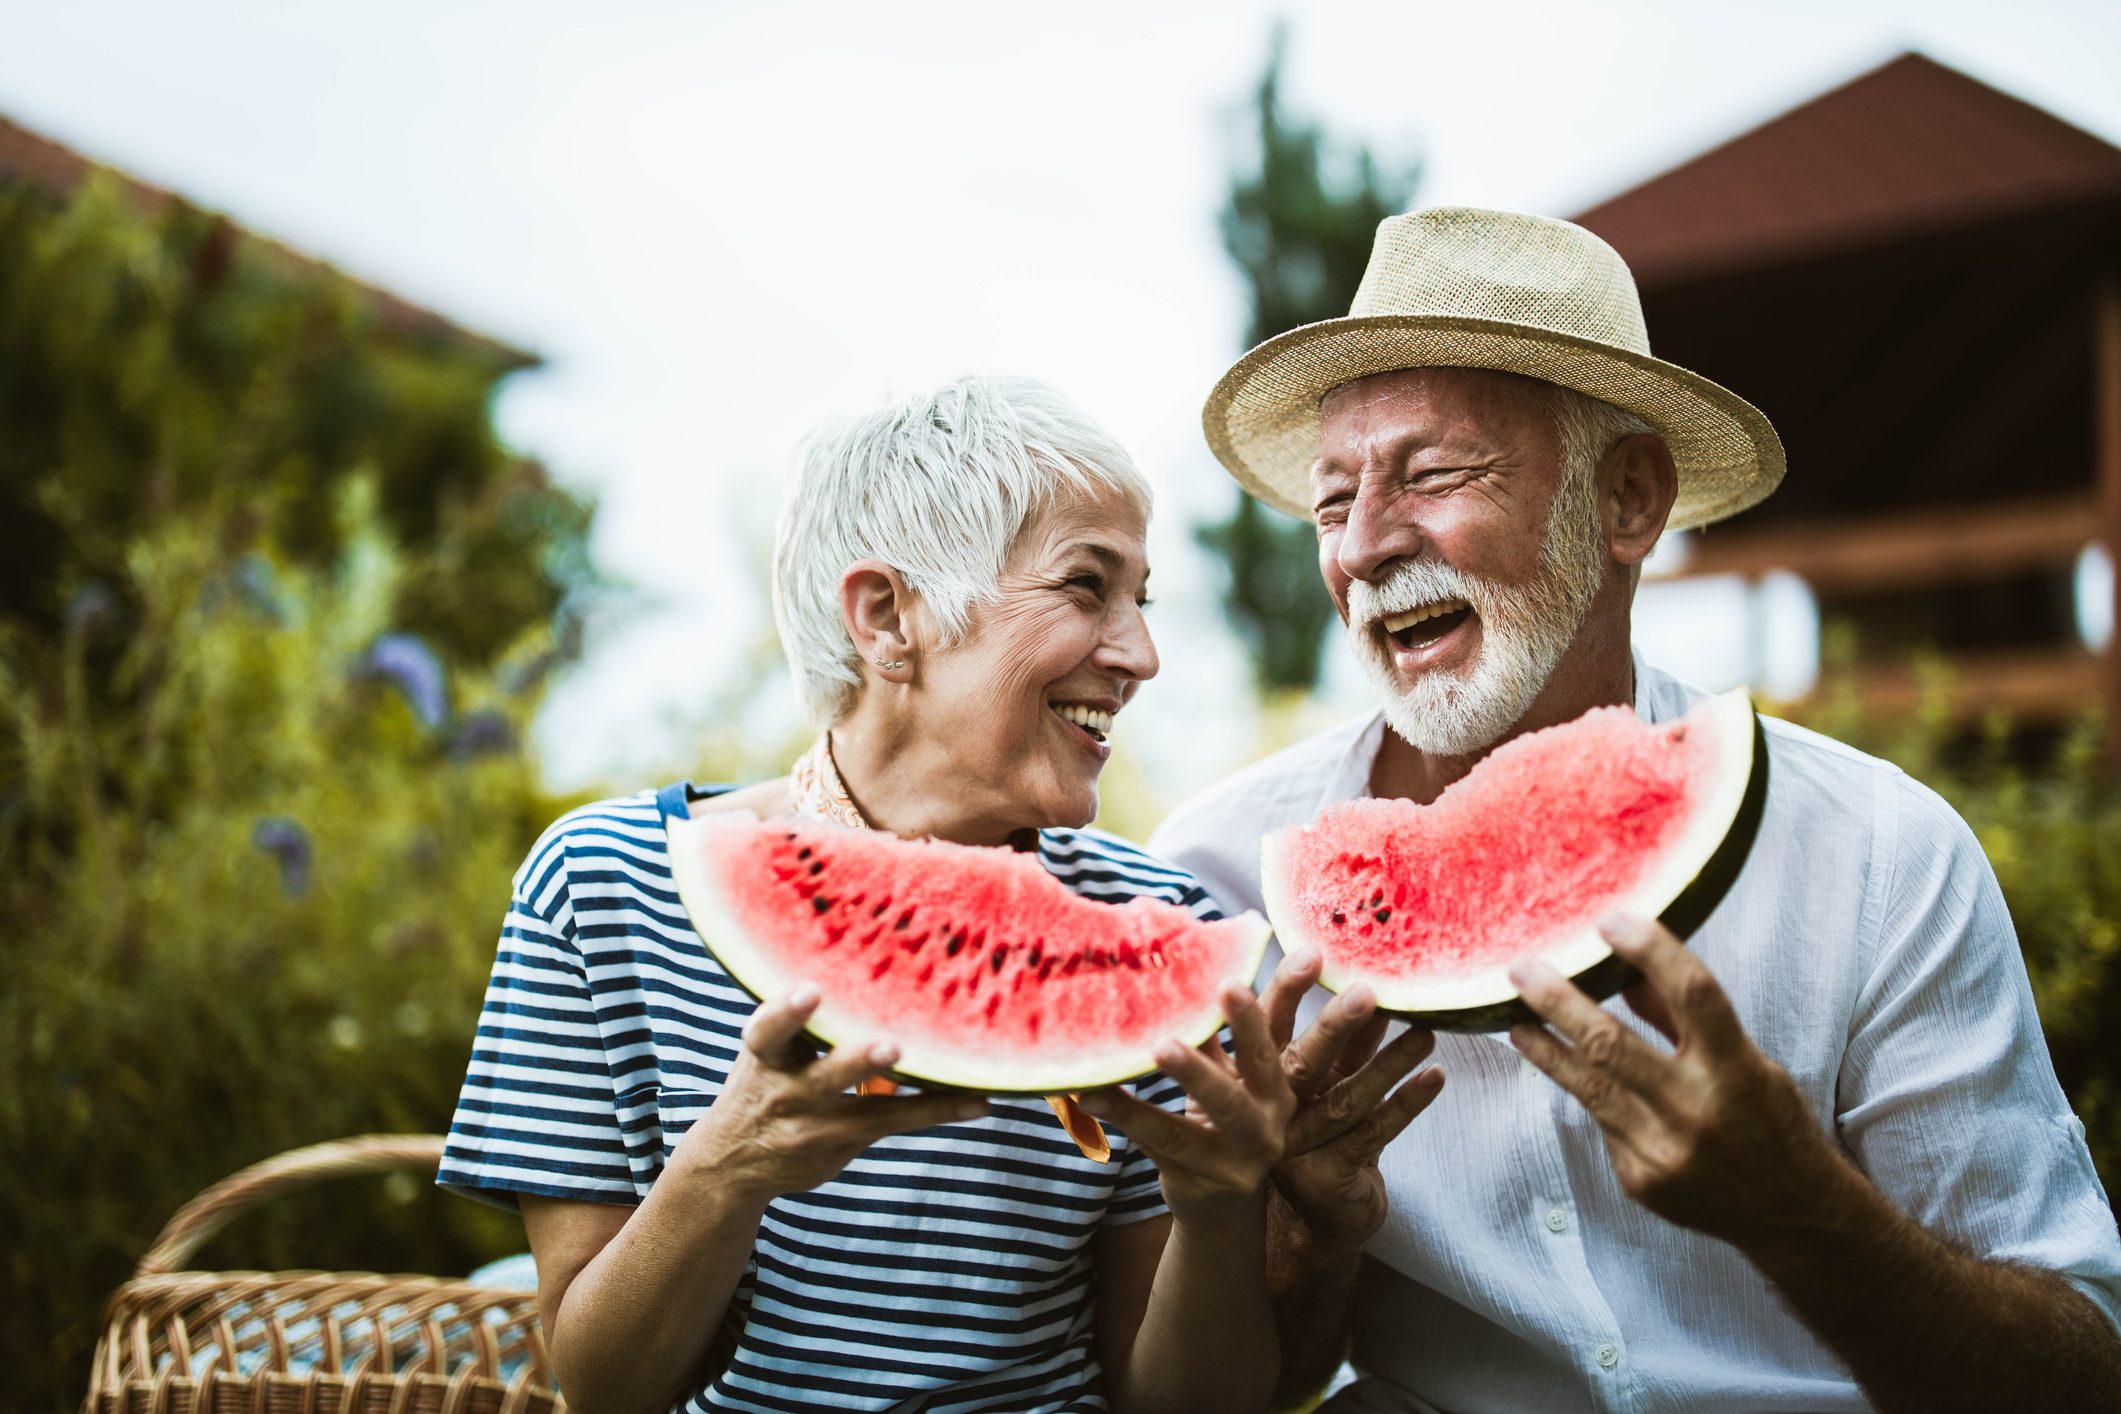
[1311,367,1608,757]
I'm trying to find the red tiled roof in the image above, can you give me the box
[1574,53,2121,285]
[0,113,536,368]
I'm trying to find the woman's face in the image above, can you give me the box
[915,489,1158,835]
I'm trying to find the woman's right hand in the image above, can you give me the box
[678,984,989,1204]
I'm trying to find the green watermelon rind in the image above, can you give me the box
[1260,687,1769,1033]
[667,811,1273,1095]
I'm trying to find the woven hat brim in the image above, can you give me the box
[1202,313,1786,531]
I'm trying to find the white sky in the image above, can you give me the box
[5,0,2118,803]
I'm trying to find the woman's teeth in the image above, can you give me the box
[1381,598,1469,634]
[1052,703,1114,741]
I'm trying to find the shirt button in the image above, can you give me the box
[1544,1207,1568,1233]
[1595,1343,1620,1369]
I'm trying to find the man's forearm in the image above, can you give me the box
[1739,1158,2121,1414]
[1265,1193,1367,1410]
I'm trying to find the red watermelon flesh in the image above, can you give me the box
[1262,687,1763,1027]
[668,812,1270,1094]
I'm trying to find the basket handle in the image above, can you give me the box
[135,1133,449,1278]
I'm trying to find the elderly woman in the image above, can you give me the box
[439,375,1293,1414]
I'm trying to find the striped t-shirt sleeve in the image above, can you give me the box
[440,829,636,1208]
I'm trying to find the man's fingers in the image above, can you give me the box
[742,985,824,1071]
[1282,984,1379,1102]
[1510,1022,1658,1140]
[1348,1065,1446,1164]
[1288,1023,1436,1152]
[1339,1024,1437,1114]
[1333,1010,1392,1083]
[1260,947,1323,1051]
[1600,913,1746,1059]
[1507,957,1672,1100]
[1222,987,1287,1099]
[1621,977,1679,1045]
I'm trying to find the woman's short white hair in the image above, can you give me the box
[773,374,1153,726]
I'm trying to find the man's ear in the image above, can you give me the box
[1603,433,1678,567]
[841,559,916,676]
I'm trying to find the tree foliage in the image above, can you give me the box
[0,173,599,1410]
[1199,27,1419,692]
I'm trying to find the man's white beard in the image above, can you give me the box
[1344,467,1606,757]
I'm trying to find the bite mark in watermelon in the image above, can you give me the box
[667,813,1271,1094]
[1261,687,1768,1030]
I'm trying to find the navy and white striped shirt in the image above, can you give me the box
[440,783,1215,1413]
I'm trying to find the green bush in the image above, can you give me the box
[0,170,602,1412]
[1789,643,2121,1205]
[0,486,580,1409]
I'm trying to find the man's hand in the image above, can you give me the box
[1262,948,1445,1249]
[1513,911,2121,1414]
[1507,912,1849,1246]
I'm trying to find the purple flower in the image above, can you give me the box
[446,708,517,760]
[352,633,450,728]
[65,582,120,640]
[252,816,313,896]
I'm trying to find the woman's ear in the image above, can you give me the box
[841,559,915,679]
[1602,433,1678,567]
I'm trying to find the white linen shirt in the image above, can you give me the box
[1150,656,2121,1414]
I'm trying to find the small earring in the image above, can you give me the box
[873,656,906,671]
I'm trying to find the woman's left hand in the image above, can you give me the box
[1080,986,1296,1229]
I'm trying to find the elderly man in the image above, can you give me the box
[1152,207,2121,1413]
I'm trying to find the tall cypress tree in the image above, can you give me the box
[1200,27,1419,691]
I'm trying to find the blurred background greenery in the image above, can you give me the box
[4,33,2119,1414]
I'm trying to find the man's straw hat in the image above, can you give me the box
[1201,206,1785,530]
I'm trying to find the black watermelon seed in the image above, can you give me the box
[811,896,832,914]
[809,861,823,875]
[1374,908,1391,923]
[946,932,966,957]
[797,846,811,859]
[989,949,1006,974]
[1330,911,1345,925]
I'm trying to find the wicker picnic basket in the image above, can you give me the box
[85,1134,564,1414]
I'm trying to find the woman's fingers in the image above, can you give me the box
[848,1092,989,1142]
[1222,987,1289,1101]
[1156,1041,1257,1136]
[809,1039,902,1094]
[1079,1086,1205,1166]
[742,985,824,1071]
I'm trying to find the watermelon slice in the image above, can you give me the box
[667,813,1272,1094]
[1261,687,1768,1031]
